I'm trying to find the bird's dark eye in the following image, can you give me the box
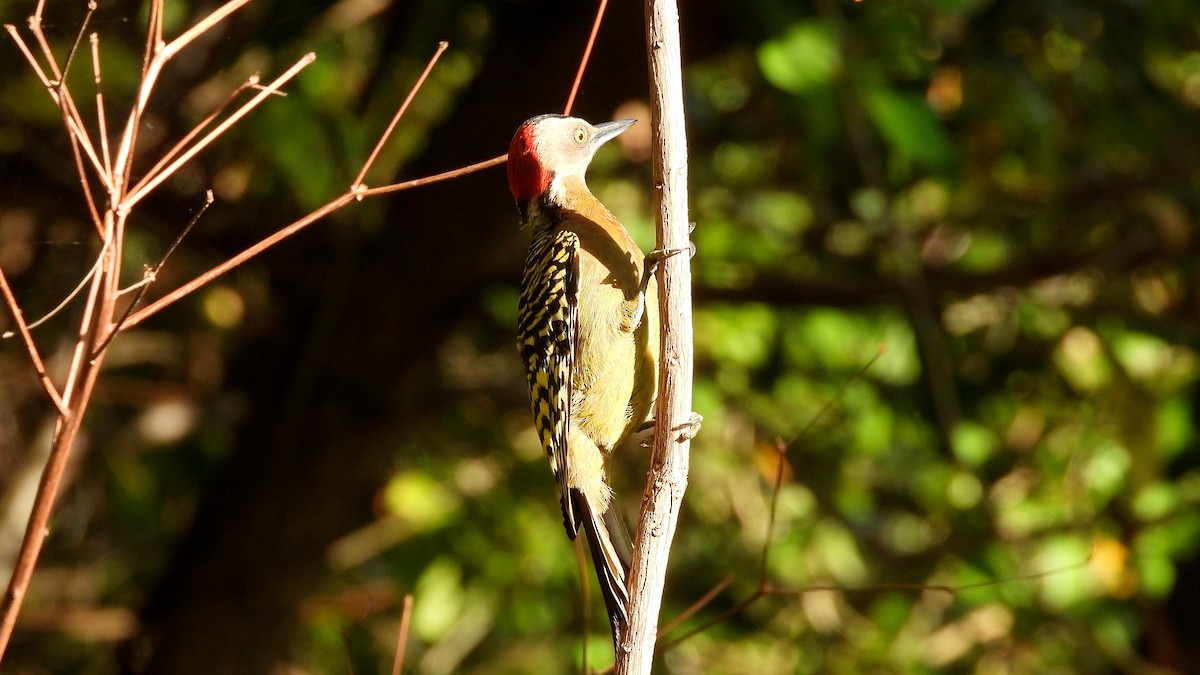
[574,128,587,144]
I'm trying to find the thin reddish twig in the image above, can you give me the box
[58,1,96,86]
[0,259,111,658]
[121,191,354,330]
[90,32,113,181]
[354,41,449,188]
[123,53,317,210]
[563,0,609,116]
[124,42,473,329]
[390,594,414,675]
[4,24,109,188]
[27,13,61,81]
[657,574,733,639]
[62,99,105,234]
[28,8,108,185]
[141,0,163,79]
[118,0,256,195]
[0,269,66,415]
[93,192,213,357]
[16,237,109,333]
[161,0,254,62]
[653,591,764,655]
[0,385,96,657]
[118,44,469,327]
[135,76,260,195]
[360,154,506,198]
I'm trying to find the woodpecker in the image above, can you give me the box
[510,114,658,647]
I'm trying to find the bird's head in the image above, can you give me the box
[508,114,636,210]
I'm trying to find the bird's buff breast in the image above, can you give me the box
[571,251,657,451]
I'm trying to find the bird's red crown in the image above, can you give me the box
[508,122,551,205]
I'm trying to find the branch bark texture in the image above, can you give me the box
[617,0,692,672]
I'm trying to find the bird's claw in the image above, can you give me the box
[645,241,696,269]
[642,243,696,295]
[637,412,703,446]
[674,412,703,441]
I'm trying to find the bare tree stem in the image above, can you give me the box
[617,0,692,672]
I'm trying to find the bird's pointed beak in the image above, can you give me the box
[593,118,637,148]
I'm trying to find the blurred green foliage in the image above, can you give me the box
[2,0,1200,673]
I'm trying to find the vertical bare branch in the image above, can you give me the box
[140,0,163,79]
[90,32,113,179]
[0,352,104,657]
[617,0,693,672]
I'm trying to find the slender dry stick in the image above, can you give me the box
[124,43,468,329]
[123,53,317,210]
[0,216,117,658]
[28,7,109,187]
[161,0,254,62]
[90,32,113,181]
[390,594,414,675]
[360,155,506,197]
[0,2,255,659]
[562,0,609,116]
[652,591,762,655]
[657,574,732,639]
[0,2,502,662]
[354,41,449,188]
[0,270,66,414]
[136,76,260,192]
[0,361,102,657]
[93,192,213,358]
[616,0,692,672]
[138,0,163,80]
[757,441,788,583]
[56,2,96,85]
[121,191,352,330]
[655,348,886,653]
[115,0,255,197]
[9,237,110,335]
[5,24,110,189]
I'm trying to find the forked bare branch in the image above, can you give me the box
[93,191,214,358]
[4,24,110,188]
[123,53,317,210]
[354,41,450,189]
[138,76,260,191]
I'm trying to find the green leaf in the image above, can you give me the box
[757,21,842,95]
[861,84,954,168]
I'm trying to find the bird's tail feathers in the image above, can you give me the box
[574,489,630,649]
[603,500,633,572]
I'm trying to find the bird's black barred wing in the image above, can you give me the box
[517,228,580,538]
